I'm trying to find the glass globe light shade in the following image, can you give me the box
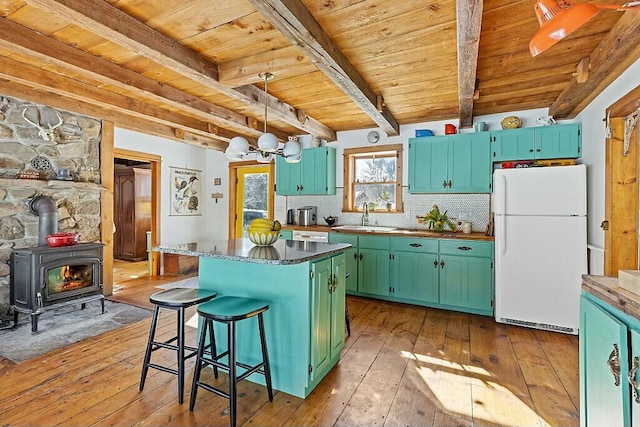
[257,132,278,152]
[225,146,245,161]
[285,153,301,164]
[283,139,302,157]
[256,151,273,163]
[227,136,250,155]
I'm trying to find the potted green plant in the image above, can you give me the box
[380,191,392,211]
[416,205,456,232]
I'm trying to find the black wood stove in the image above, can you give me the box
[10,243,105,333]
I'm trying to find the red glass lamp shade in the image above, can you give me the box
[530,0,640,56]
[530,0,599,56]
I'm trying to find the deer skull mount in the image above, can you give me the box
[21,107,63,143]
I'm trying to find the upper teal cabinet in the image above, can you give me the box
[276,147,336,195]
[491,123,581,161]
[408,133,491,194]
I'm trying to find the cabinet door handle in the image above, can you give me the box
[409,243,422,247]
[447,180,452,188]
[629,356,640,403]
[353,252,358,260]
[536,148,541,152]
[359,253,363,261]
[328,275,333,293]
[529,149,534,152]
[457,246,472,251]
[442,180,447,188]
[433,260,438,268]
[332,274,339,292]
[440,260,445,269]
[608,343,621,386]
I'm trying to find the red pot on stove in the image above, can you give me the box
[46,232,79,247]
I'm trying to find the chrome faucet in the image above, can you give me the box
[362,202,369,226]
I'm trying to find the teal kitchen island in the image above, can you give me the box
[154,238,350,398]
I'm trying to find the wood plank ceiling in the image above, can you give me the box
[0,0,638,150]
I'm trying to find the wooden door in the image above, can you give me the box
[604,117,638,275]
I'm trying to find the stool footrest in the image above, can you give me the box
[198,356,266,383]
[148,363,179,376]
[195,381,230,400]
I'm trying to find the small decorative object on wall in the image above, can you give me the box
[169,167,201,216]
[501,116,521,129]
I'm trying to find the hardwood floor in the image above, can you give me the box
[0,275,579,427]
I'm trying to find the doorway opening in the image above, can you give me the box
[229,163,274,238]
[112,149,161,290]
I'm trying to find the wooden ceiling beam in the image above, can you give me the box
[0,18,280,139]
[549,12,640,119]
[246,0,400,136]
[456,0,483,128]
[0,79,226,151]
[0,55,243,146]
[22,0,336,139]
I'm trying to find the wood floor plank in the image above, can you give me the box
[508,325,579,427]
[0,274,581,427]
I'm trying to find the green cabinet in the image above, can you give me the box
[329,233,358,293]
[438,240,493,314]
[390,237,439,303]
[310,254,346,382]
[278,229,292,240]
[275,147,336,195]
[408,133,491,194]
[330,232,494,316]
[491,123,581,161]
[357,235,390,297]
[580,293,640,427]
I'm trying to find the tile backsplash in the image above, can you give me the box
[286,188,490,232]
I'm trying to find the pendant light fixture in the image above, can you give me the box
[225,72,302,163]
[530,0,640,57]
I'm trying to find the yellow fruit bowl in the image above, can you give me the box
[248,229,280,246]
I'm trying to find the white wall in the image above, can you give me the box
[575,57,640,274]
[114,128,230,246]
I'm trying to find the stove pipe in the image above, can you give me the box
[28,195,58,246]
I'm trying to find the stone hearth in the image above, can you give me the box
[0,94,103,316]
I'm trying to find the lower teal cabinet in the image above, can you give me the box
[279,229,293,240]
[390,237,439,303]
[438,254,492,312]
[580,293,640,427]
[329,233,358,293]
[310,254,346,383]
[358,247,390,297]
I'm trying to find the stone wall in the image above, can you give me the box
[0,95,103,317]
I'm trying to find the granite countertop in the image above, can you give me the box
[153,238,351,265]
[282,224,494,241]
[582,274,640,320]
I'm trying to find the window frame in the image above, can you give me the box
[342,144,403,213]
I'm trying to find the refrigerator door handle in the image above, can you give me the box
[499,216,507,256]
[497,174,506,214]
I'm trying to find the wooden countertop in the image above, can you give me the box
[582,275,640,320]
[282,224,494,241]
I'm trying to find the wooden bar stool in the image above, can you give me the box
[189,296,273,427]
[139,287,217,404]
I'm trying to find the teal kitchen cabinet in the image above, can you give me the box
[329,233,358,293]
[389,237,439,303]
[580,292,640,427]
[437,239,493,315]
[275,147,336,195]
[278,229,292,240]
[357,235,390,297]
[310,254,346,383]
[408,133,491,194]
[491,123,581,161]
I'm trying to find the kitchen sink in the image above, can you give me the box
[332,225,397,233]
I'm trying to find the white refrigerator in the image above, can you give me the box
[493,164,587,334]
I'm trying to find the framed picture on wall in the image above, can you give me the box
[169,167,202,216]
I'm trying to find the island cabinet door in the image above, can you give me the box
[330,254,346,360]
[310,258,333,379]
[580,295,629,427]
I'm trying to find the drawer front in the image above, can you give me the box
[390,237,438,253]
[329,233,358,246]
[439,239,493,257]
[358,235,390,250]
